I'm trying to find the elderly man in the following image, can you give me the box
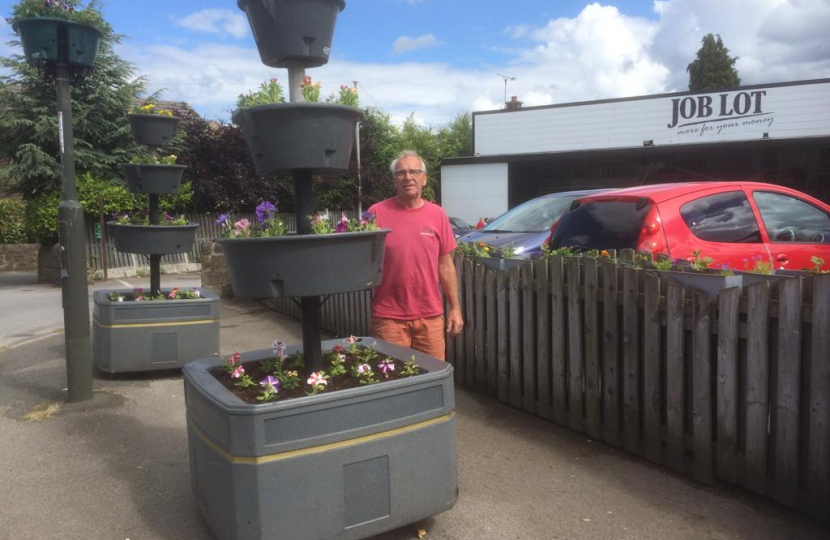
[367,150,463,360]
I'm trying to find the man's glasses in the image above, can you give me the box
[394,169,425,178]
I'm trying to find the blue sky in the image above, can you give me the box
[2,0,828,125]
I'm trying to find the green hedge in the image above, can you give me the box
[0,199,35,244]
[24,174,194,245]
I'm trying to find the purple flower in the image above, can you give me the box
[215,213,229,225]
[261,375,280,393]
[273,340,286,359]
[362,211,376,221]
[379,359,395,374]
[335,212,349,233]
[256,201,277,223]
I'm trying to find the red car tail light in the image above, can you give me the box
[636,206,668,255]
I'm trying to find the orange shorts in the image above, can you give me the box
[371,315,446,361]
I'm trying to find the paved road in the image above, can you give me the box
[0,271,203,351]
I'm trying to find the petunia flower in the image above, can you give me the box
[331,345,345,354]
[168,288,179,299]
[232,365,245,378]
[307,372,328,387]
[346,336,358,344]
[215,213,229,225]
[335,212,349,233]
[260,375,280,393]
[227,351,241,366]
[357,363,371,375]
[256,201,277,223]
[379,359,395,373]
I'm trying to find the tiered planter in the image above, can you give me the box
[12,17,102,68]
[216,230,389,297]
[185,338,456,540]
[187,2,457,539]
[94,289,220,374]
[94,109,217,374]
[233,103,363,174]
[474,256,532,272]
[651,269,743,299]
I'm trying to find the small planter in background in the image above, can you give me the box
[233,103,363,174]
[120,163,186,194]
[473,256,532,272]
[237,0,345,68]
[107,222,198,255]
[12,17,102,68]
[93,289,220,374]
[651,269,743,299]
[184,337,457,540]
[127,113,181,146]
[216,229,390,298]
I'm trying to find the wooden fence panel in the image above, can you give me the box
[485,270,498,397]
[522,263,537,414]
[535,260,552,419]
[509,267,523,408]
[475,264,486,387]
[622,266,641,455]
[643,272,662,464]
[567,257,584,432]
[601,260,621,447]
[716,286,740,484]
[454,254,466,385]
[666,280,686,474]
[774,278,802,504]
[496,270,509,403]
[550,257,567,425]
[583,257,601,440]
[808,274,830,514]
[744,281,770,495]
[692,291,714,485]
[464,259,476,387]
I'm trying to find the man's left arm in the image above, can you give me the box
[438,253,463,337]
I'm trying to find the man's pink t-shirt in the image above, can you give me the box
[369,198,457,320]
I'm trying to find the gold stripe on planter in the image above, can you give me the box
[190,412,454,465]
[94,319,217,329]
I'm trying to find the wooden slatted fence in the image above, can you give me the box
[264,252,830,521]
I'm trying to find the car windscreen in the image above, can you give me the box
[483,196,575,233]
[550,200,650,250]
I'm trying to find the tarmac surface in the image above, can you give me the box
[1,272,828,540]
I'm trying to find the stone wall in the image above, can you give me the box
[0,244,39,271]
[199,241,233,298]
[37,244,62,285]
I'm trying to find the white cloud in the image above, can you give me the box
[174,9,248,39]
[392,34,442,55]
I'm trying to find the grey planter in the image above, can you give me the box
[237,0,345,68]
[216,229,390,298]
[233,103,363,175]
[473,256,532,272]
[107,222,198,255]
[13,17,102,68]
[127,114,181,146]
[735,270,798,287]
[93,288,220,374]
[651,270,743,299]
[121,163,186,194]
[184,337,457,540]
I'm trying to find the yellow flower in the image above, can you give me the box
[484,247,490,252]
[141,103,154,110]
[600,250,609,257]
[158,109,173,116]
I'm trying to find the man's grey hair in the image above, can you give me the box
[389,150,426,176]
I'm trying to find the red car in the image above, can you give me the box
[546,182,830,271]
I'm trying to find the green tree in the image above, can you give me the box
[687,33,741,91]
[0,0,145,198]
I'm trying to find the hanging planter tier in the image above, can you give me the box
[233,103,363,175]
[127,114,181,146]
[216,229,390,298]
[474,257,532,272]
[93,288,220,374]
[184,337,457,540]
[107,222,198,255]
[121,163,186,194]
[12,17,102,68]
[237,0,345,68]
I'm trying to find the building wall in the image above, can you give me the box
[440,163,508,223]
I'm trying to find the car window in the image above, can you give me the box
[679,191,762,243]
[450,217,471,229]
[753,191,830,244]
[484,197,575,233]
[549,201,649,250]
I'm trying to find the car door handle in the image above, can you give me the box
[776,253,789,265]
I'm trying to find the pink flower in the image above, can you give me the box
[379,359,395,374]
[357,363,371,375]
[307,372,328,387]
[346,336,358,344]
[168,287,179,299]
[234,218,251,233]
[335,212,349,233]
[331,345,345,354]
[336,353,346,363]
[227,351,241,366]
[232,365,245,378]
